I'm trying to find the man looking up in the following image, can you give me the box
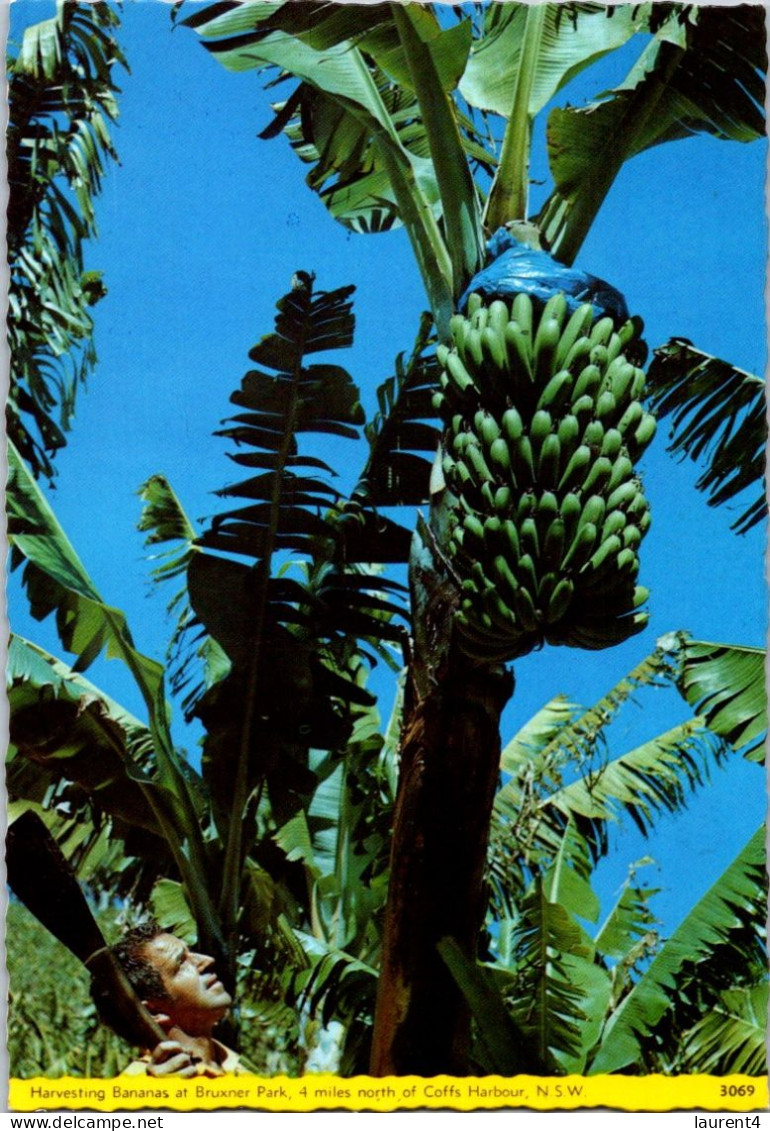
[92,922,244,1077]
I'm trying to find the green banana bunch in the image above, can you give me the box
[435,290,656,663]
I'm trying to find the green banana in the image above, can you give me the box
[492,553,520,604]
[465,440,495,485]
[579,494,606,530]
[494,485,513,513]
[600,428,623,461]
[504,321,534,379]
[538,570,557,607]
[589,343,609,370]
[546,577,574,624]
[583,533,623,577]
[511,292,533,338]
[583,420,605,449]
[617,401,644,435]
[607,454,634,492]
[512,585,539,633]
[446,352,478,396]
[530,409,554,447]
[571,394,595,428]
[489,437,514,477]
[533,315,561,382]
[581,455,613,495]
[476,409,501,448]
[602,509,627,540]
[622,524,642,550]
[595,389,618,426]
[542,515,566,567]
[558,443,592,492]
[562,521,598,571]
[502,519,522,563]
[573,363,603,401]
[541,292,568,328]
[488,299,510,337]
[537,433,562,489]
[512,434,536,484]
[537,369,574,413]
[589,315,615,348]
[482,325,507,371]
[537,490,560,527]
[563,335,593,373]
[557,415,580,468]
[502,405,524,442]
[520,517,540,559]
[467,326,484,368]
[606,479,640,512]
[471,305,488,333]
[517,552,539,597]
[633,412,657,453]
[554,302,594,370]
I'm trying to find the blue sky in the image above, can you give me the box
[8,1,767,939]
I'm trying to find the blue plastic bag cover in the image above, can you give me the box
[459,229,629,323]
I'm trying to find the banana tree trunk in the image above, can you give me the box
[370,518,514,1075]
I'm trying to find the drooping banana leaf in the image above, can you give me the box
[8,634,164,837]
[7,635,187,904]
[588,826,766,1074]
[676,636,766,762]
[645,340,766,535]
[7,443,223,951]
[499,693,580,776]
[538,5,767,263]
[8,1,124,478]
[8,441,176,779]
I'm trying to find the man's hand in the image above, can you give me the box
[146,1039,197,1078]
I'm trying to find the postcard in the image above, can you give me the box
[6,0,767,1114]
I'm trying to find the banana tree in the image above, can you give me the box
[7,274,411,1050]
[177,0,766,1073]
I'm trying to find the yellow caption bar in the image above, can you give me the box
[10,1074,768,1113]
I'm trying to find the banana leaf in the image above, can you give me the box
[677,637,766,761]
[538,5,766,262]
[588,826,766,1074]
[646,340,766,535]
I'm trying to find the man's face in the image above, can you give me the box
[140,933,232,1036]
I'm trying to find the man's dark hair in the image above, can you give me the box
[90,921,169,1044]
